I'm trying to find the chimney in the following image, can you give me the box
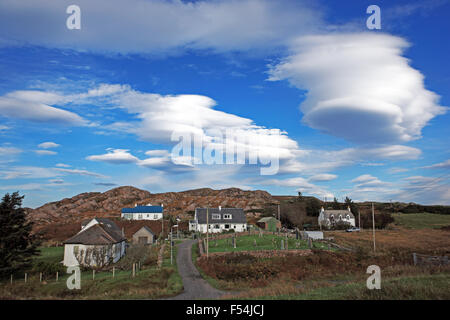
[161,203,164,207]
[219,205,221,211]
[135,203,137,207]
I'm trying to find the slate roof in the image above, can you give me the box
[134,225,155,236]
[121,206,163,214]
[65,223,126,245]
[81,218,122,234]
[195,208,247,224]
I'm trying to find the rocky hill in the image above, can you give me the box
[26,186,278,234]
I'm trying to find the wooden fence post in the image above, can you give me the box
[10,274,13,285]
[132,263,136,277]
[39,272,42,283]
[413,253,417,266]
[92,269,95,280]
[113,267,115,278]
[24,273,27,283]
[56,272,58,282]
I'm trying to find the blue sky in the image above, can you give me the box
[0,0,449,208]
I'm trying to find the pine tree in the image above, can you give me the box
[0,192,38,277]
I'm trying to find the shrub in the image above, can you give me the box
[32,261,65,276]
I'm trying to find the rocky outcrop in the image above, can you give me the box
[26,186,278,235]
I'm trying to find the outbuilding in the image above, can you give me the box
[132,226,155,245]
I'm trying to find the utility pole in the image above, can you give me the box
[372,202,376,252]
[206,207,209,259]
[358,208,361,231]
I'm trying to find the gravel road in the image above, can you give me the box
[167,239,226,300]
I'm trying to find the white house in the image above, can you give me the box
[189,207,247,233]
[318,206,356,229]
[121,203,163,220]
[63,218,126,267]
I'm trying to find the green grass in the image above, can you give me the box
[35,246,64,264]
[204,234,330,253]
[0,243,183,299]
[392,213,450,229]
[252,273,450,300]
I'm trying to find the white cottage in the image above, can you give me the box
[63,218,126,267]
[318,207,356,229]
[189,207,247,233]
[121,204,163,220]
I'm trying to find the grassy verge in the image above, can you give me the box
[392,213,450,229]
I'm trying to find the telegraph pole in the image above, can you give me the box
[206,207,209,259]
[358,208,361,231]
[372,202,376,252]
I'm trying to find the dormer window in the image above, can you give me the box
[338,215,342,220]
[224,214,232,219]
[346,215,350,220]
[212,214,221,219]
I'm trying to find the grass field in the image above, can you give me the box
[236,272,450,300]
[392,213,450,229]
[0,243,183,299]
[205,234,330,253]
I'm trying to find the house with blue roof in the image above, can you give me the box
[121,203,163,220]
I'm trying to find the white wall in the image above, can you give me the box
[63,241,126,267]
[121,212,162,220]
[196,223,247,233]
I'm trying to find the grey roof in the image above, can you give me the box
[134,225,155,236]
[195,208,247,224]
[65,222,126,245]
[81,218,122,233]
[322,209,355,219]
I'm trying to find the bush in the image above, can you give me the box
[32,261,65,276]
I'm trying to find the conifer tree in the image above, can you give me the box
[0,192,38,276]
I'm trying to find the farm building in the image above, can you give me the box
[256,217,281,232]
[63,218,126,267]
[121,203,163,220]
[189,207,247,233]
[318,206,355,228]
[132,226,155,245]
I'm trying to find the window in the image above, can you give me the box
[212,214,221,219]
[225,224,230,229]
[346,215,350,220]
[223,214,232,219]
[214,224,220,229]
[147,214,150,218]
[338,215,342,220]
[138,214,142,219]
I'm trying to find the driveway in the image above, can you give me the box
[167,239,226,300]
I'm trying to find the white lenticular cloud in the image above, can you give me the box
[268,32,447,144]
[0,0,323,54]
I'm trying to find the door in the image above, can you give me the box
[138,236,148,245]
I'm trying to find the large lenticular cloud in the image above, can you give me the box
[268,33,447,145]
